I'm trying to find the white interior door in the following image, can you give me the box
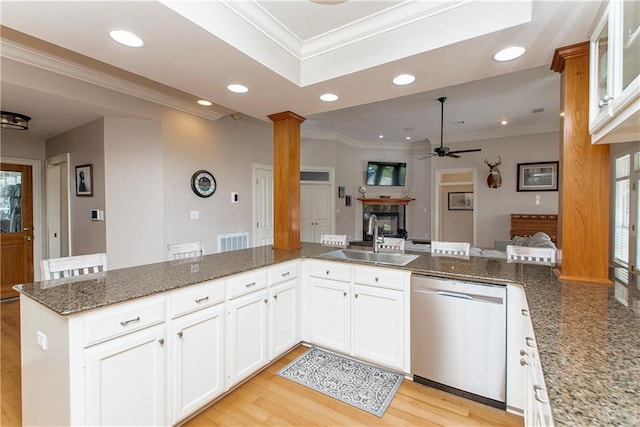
[253,164,273,247]
[300,183,332,243]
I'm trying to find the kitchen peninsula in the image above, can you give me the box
[15,244,639,426]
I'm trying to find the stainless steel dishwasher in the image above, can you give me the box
[411,274,506,409]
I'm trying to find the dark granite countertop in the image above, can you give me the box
[14,243,640,426]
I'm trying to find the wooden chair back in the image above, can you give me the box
[41,253,108,280]
[506,245,556,265]
[430,241,471,256]
[167,241,204,260]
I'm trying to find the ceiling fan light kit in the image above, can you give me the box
[419,97,481,160]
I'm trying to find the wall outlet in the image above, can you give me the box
[190,210,199,220]
[535,194,540,205]
[37,331,47,351]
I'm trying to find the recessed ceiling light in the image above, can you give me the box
[379,135,384,139]
[109,29,145,47]
[197,100,212,106]
[493,46,525,61]
[405,136,412,140]
[320,93,338,102]
[227,84,248,94]
[500,120,508,126]
[393,74,416,86]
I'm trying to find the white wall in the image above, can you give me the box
[162,112,273,256]
[47,119,107,256]
[431,131,559,247]
[104,117,164,269]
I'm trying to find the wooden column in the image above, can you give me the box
[551,42,611,284]
[268,111,306,250]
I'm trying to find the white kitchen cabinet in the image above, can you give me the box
[226,288,269,387]
[84,324,167,426]
[170,304,225,424]
[506,284,529,414]
[507,284,554,426]
[590,0,640,144]
[268,278,299,360]
[307,277,351,353]
[352,284,404,370]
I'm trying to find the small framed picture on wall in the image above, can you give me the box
[76,164,93,197]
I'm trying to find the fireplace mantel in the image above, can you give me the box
[358,198,415,206]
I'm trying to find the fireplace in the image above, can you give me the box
[358,197,414,241]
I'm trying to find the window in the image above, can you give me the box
[613,148,640,271]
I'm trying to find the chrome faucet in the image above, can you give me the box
[367,213,384,253]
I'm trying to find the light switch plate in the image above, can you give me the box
[37,331,47,351]
[190,210,199,220]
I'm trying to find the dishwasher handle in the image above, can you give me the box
[413,288,504,305]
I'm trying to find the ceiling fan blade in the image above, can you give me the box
[418,153,436,160]
[446,153,461,158]
[448,148,482,154]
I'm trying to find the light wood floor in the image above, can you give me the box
[1,299,523,427]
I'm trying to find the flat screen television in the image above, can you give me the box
[366,161,406,186]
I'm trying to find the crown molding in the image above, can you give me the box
[0,39,226,122]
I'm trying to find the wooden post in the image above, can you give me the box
[551,42,611,284]
[268,111,306,250]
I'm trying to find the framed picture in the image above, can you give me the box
[517,161,558,192]
[338,186,345,198]
[75,164,93,197]
[448,192,473,210]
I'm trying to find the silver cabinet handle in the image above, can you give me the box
[343,291,347,296]
[281,272,290,277]
[374,277,379,282]
[520,358,528,366]
[177,331,183,338]
[525,337,536,348]
[120,316,140,326]
[158,338,165,345]
[263,299,268,303]
[245,282,256,288]
[195,296,209,304]
[326,270,330,275]
[273,294,278,300]
[355,293,359,298]
[520,349,528,356]
[533,385,548,403]
[521,309,529,316]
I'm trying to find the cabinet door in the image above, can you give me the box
[506,284,528,414]
[84,324,166,426]
[226,290,268,387]
[269,279,299,360]
[171,305,225,424]
[307,278,350,353]
[352,284,404,370]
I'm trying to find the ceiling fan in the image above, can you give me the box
[420,96,481,159]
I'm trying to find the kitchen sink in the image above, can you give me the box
[320,249,419,266]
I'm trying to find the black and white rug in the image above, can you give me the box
[277,347,403,417]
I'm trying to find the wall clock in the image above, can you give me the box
[191,170,216,198]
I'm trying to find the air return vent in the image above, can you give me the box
[217,232,249,253]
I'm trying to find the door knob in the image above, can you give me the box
[24,236,32,241]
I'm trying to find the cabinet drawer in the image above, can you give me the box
[308,261,351,283]
[170,279,225,318]
[269,261,299,285]
[227,269,267,300]
[353,266,406,290]
[83,297,166,347]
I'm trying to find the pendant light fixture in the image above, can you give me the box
[1,111,31,130]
